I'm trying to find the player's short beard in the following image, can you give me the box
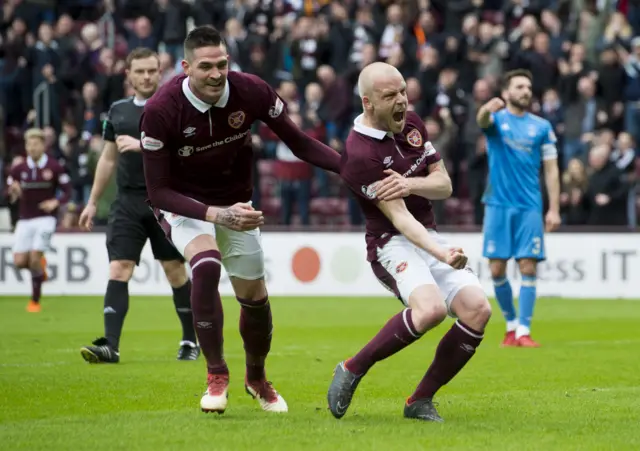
[509,96,531,111]
[370,106,391,131]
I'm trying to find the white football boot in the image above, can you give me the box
[201,374,229,413]
[245,379,288,413]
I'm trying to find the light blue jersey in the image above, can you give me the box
[481,110,558,261]
[482,110,557,210]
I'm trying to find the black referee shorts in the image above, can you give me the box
[106,192,184,265]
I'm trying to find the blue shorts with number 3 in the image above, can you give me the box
[482,205,546,261]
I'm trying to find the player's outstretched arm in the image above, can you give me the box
[377,198,467,269]
[476,97,505,129]
[268,113,341,173]
[252,74,340,173]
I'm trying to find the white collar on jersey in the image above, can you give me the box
[182,77,230,113]
[133,96,148,106]
[352,114,393,140]
[27,154,48,169]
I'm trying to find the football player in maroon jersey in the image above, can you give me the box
[328,62,492,422]
[6,128,71,312]
[140,26,340,414]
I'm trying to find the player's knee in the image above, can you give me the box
[410,301,448,333]
[415,303,448,332]
[468,298,492,328]
[190,250,222,283]
[109,260,135,282]
[27,251,43,271]
[161,260,188,288]
[489,260,507,279]
[453,287,492,331]
[12,253,29,269]
[518,259,537,277]
[230,277,267,301]
[408,285,448,332]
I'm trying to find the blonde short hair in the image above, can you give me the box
[24,128,45,142]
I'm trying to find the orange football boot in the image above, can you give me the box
[26,300,41,313]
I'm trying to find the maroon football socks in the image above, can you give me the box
[346,308,422,375]
[31,271,44,303]
[409,320,483,403]
[190,250,227,375]
[237,297,272,382]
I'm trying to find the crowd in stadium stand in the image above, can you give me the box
[1,0,639,230]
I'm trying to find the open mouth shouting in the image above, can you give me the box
[391,109,406,130]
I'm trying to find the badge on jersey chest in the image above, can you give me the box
[406,129,423,147]
[178,146,194,157]
[228,111,246,129]
[42,169,53,181]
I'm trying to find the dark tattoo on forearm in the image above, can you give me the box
[216,208,240,226]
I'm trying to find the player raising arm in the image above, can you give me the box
[139,26,340,415]
[476,69,561,348]
[327,62,492,423]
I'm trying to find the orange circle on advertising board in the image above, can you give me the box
[292,247,320,283]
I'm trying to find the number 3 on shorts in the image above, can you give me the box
[531,236,541,256]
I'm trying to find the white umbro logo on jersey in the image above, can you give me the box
[383,156,393,167]
[501,123,509,131]
[183,127,196,137]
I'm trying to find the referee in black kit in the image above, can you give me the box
[79,48,199,364]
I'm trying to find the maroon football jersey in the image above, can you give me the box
[341,111,441,261]
[140,72,293,220]
[7,154,71,220]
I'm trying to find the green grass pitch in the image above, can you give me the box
[1,295,639,451]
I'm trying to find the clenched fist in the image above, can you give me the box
[434,247,468,270]
[213,202,264,231]
[483,97,506,113]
